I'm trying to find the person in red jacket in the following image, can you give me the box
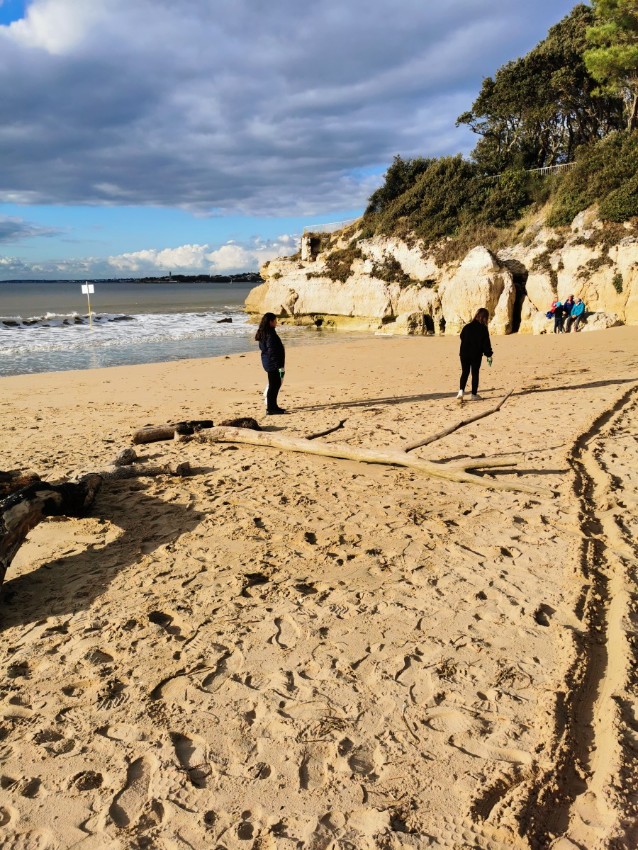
[456,308,493,401]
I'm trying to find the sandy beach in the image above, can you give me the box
[1,326,637,850]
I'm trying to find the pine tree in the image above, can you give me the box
[584,0,638,130]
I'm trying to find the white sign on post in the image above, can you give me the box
[81,282,95,327]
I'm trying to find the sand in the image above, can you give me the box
[1,326,637,850]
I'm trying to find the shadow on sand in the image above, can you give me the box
[0,481,204,630]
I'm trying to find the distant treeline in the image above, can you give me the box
[137,273,262,284]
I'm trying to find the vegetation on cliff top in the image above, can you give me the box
[360,3,638,258]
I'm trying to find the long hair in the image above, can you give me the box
[255,312,277,341]
[473,308,489,325]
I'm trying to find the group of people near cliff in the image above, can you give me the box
[547,295,586,334]
[255,295,588,414]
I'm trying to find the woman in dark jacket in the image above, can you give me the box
[457,307,493,401]
[255,312,286,415]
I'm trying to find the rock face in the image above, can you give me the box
[246,212,638,335]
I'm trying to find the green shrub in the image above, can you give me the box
[370,254,411,286]
[308,244,362,283]
[548,131,638,226]
[599,172,638,222]
[612,272,624,293]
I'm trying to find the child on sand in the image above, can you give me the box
[255,312,287,415]
[456,308,493,401]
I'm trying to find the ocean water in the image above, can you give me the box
[0,280,346,377]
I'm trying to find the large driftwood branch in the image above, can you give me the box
[186,426,551,495]
[403,389,514,453]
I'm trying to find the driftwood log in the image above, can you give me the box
[132,420,214,445]
[0,470,41,498]
[185,426,551,495]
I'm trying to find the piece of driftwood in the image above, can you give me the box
[188,426,551,495]
[0,470,41,499]
[101,461,191,480]
[306,419,347,440]
[132,420,214,444]
[403,389,514,453]
[219,417,261,430]
[0,474,102,588]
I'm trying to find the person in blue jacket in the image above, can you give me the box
[456,307,493,401]
[567,297,586,332]
[255,312,286,415]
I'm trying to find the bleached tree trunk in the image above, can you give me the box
[186,426,551,495]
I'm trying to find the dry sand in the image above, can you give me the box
[1,326,637,850]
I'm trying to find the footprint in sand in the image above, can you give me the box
[171,732,213,788]
[299,745,332,791]
[394,655,433,704]
[109,754,156,828]
[449,734,533,765]
[272,617,300,650]
[347,743,381,779]
[423,707,476,736]
[0,830,54,850]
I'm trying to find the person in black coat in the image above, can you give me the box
[255,312,286,415]
[456,307,493,401]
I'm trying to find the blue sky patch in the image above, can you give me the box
[0,0,26,26]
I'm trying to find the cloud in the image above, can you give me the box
[105,235,298,275]
[0,0,578,215]
[0,215,61,242]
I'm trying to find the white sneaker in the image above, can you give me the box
[470,393,482,400]
[456,390,464,399]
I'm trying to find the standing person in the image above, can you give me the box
[456,308,493,401]
[553,301,566,333]
[255,312,286,415]
[563,295,575,331]
[569,297,586,332]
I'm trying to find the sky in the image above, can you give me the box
[0,0,579,280]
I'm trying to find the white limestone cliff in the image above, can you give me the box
[246,211,638,335]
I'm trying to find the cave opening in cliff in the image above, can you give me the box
[502,259,528,334]
[511,271,528,333]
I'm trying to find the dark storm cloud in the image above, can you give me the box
[0,0,579,215]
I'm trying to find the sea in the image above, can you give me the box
[0,280,350,378]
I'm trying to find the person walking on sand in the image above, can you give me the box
[456,308,493,401]
[255,312,287,415]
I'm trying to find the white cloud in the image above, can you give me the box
[103,235,299,276]
[3,0,111,53]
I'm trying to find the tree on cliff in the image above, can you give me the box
[584,0,638,131]
[457,4,624,173]
[365,155,433,216]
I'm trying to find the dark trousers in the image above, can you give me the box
[266,370,282,411]
[554,315,564,333]
[460,357,481,395]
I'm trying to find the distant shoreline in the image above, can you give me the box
[0,273,262,284]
